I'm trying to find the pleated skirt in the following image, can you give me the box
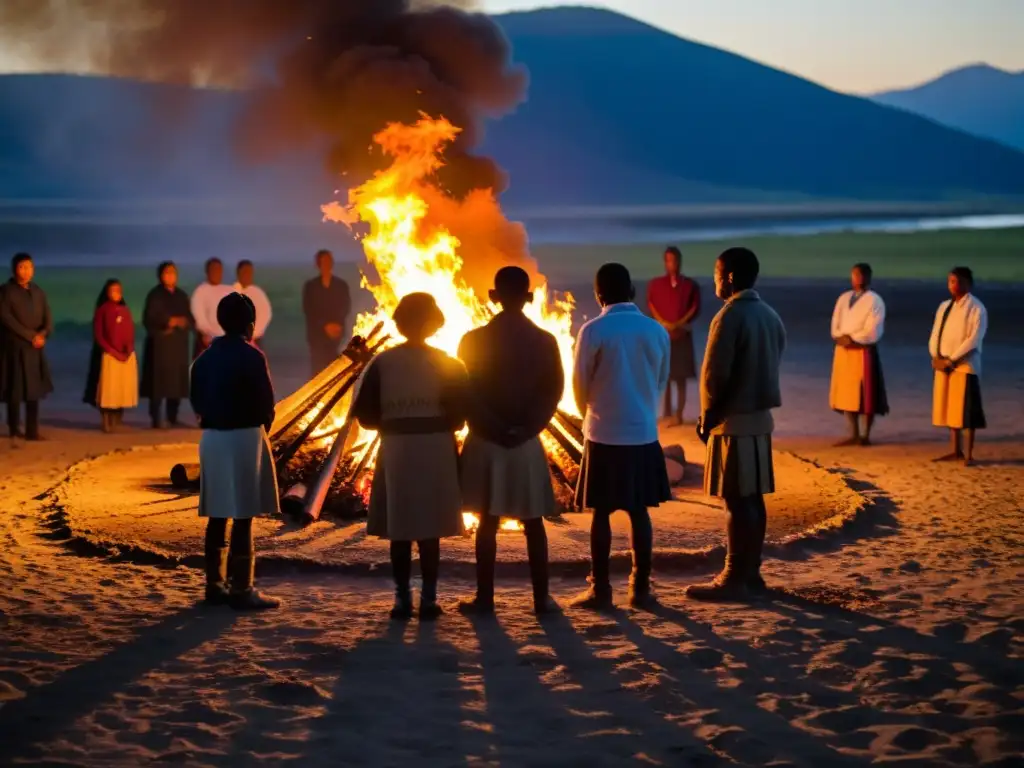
[97,353,139,410]
[703,433,775,499]
[460,434,555,521]
[574,440,672,512]
[199,427,280,519]
[932,371,986,430]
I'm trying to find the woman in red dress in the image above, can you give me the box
[83,279,138,432]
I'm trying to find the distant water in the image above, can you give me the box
[523,213,1024,246]
[14,211,1024,267]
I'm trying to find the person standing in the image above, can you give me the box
[458,267,564,616]
[351,293,467,621]
[571,263,671,611]
[647,246,701,425]
[141,261,194,429]
[829,262,889,446]
[0,253,53,440]
[190,258,232,360]
[83,279,138,432]
[302,249,351,376]
[190,292,279,610]
[234,260,272,347]
[929,267,988,467]
[689,247,786,601]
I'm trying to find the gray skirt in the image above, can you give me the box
[703,433,775,499]
[199,427,280,519]
[460,433,555,521]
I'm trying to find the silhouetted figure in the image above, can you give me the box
[690,247,785,601]
[141,261,194,429]
[190,292,279,611]
[929,266,987,467]
[303,249,351,376]
[0,252,52,440]
[83,279,138,433]
[571,263,671,611]
[351,293,467,621]
[458,267,564,616]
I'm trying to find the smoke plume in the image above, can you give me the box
[0,0,527,197]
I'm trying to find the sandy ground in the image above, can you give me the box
[1,280,1023,766]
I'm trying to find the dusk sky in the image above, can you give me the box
[0,1,1020,94]
[485,0,1024,93]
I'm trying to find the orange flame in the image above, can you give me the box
[322,114,578,531]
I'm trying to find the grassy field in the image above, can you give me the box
[27,227,1024,340]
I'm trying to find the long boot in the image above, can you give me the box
[626,507,658,610]
[570,511,615,611]
[459,517,497,615]
[204,548,230,605]
[227,520,279,611]
[525,519,557,615]
[228,554,280,610]
[390,541,414,620]
[417,539,443,621]
[686,497,751,601]
[747,496,768,594]
[100,410,113,434]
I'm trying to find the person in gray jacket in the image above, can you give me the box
[691,247,786,601]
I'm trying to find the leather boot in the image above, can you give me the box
[419,581,443,621]
[686,498,751,602]
[204,544,230,605]
[228,554,280,610]
[628,572,659,610]
[569,577,614,612]
[391,586,414,620]
[747,498,768,594]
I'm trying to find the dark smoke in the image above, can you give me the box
[0,0,526,196]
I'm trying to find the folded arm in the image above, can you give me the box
[850,295,885,346]
[0,290,37,342]
[949,304,988,364]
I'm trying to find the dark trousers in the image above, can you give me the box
[723,494,767,579]
[390,539,441,600]
[475,516,549,602]
[149,398,180,426]
[7,400,39,438]
[590,507,653,595]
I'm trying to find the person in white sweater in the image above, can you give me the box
[190,258,233,360]
[829,263,889,446]
[928,267,988,466]
[234,260,273,348]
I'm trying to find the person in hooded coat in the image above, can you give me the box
[0,252,53,440]
[83,278,138,432]
[140,261,194,428]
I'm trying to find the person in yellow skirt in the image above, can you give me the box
[928,267,988,466]
[829,263,889,446]
[83,279,138,432]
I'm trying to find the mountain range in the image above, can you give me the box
[1,6,1023,211]
[872,64,1024,152]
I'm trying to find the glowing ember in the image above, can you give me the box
[322,114,579,532]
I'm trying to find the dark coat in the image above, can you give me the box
[0,280,54,403]
[140,285,194,400]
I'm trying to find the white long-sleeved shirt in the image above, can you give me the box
[928,293,988,377]
[572,303,670,446]
[190,282,234,340]
[234,283,273,340]
[831,289,885,345]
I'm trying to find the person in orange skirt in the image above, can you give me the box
[83,279,138,432]
[829,263,889,446]
[928,267,988,466]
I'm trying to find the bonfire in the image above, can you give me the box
[170,115,584,531]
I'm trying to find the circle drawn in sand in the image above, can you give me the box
[53,443,871,574]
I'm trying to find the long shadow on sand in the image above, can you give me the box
[0,606,237,762]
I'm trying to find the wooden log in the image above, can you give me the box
[544,422,582,465]
[280,483,308,519]
[301,418,358,525]
[554,410,584,443]
[169,463,200,489]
